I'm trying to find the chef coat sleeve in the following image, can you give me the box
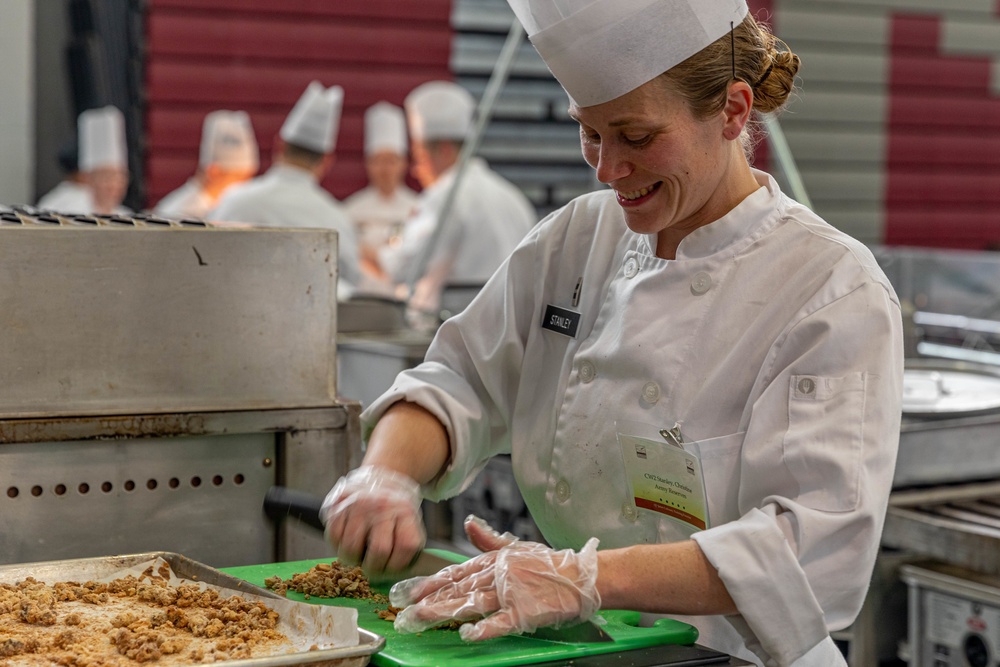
[691,275,903,665]
[361,222,545,500]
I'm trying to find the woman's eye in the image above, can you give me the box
[624,134,651,146]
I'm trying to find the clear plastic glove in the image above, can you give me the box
[390,515,601,641]
[321,465,426,574]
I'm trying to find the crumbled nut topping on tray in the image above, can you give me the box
[0,566,291,666]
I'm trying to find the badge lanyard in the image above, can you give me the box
[616,420,710,535]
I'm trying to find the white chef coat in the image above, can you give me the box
[377,158,535,300]
[36,180,93,214]
[343,185,418,249]
[362,171,903,666]
[153,178,214,220]
[208,164,361,290]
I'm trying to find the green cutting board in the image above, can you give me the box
[222,550,699,667]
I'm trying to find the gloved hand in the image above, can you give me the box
[390,515,601,641]
[321,465,426,574]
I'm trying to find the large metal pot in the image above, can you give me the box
[902,358,1000,420]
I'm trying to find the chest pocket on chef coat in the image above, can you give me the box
[783,373,866,512]
[686,432,745,527]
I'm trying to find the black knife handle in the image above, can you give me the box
[263,486,326,532]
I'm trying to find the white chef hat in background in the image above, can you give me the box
[507,0,748,107]
[199,110,259,172]
[78,105,127,171]
[364,102,408,156]
[404,81,476,143]
[280,81,345,154]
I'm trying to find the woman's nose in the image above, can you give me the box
[594,142,631,184]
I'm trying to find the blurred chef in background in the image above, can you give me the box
[208,81,360,296]
[154,110,258,219]
[38,106,130,216]
[36,136,89,213]
[80,106,131,216]
[344,102,418,280]
[375,81,536,314]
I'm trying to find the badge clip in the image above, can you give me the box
[659,422,685,448]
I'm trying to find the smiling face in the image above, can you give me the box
[570,77,757,259]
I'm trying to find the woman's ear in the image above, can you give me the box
[722,81,753,141]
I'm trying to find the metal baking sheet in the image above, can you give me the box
[0,551,385,667]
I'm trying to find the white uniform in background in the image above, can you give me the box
[345,102,419,249]
[154,110,259,220]
[363,172,903,666]
[207,82,360,293]
[210,164,360,287]
[379,82,536,310]
[344,185,417,248]
[36,180,93,214]
[153,179,211,219]
[378,157,534,288]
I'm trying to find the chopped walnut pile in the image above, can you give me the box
[264,562,388,604]
[0,567,291,666]
[375,605,404,622]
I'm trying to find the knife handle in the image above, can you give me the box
[263,486,326,532]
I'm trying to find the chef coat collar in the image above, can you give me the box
[644,169,778,260]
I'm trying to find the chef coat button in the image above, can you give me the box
[797,377,816,395]
[622,502,639,522]
[641,381,661,404]
[555,479,571,502]
[579,360,596,384]
[624,257,639,279]
[690,271,713,295]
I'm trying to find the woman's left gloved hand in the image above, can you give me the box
[390,515,601,641]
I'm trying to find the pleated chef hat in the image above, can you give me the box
[199,110,259,172]
[78,106,127,171]
[364,102,408,156]
[507,0,748,107]
[280,81,344,154]
[404,81,476,142]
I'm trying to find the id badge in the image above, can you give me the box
[616,420,710,534]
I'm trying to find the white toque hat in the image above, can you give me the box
[404,81,475,142]
[78,105,127,171]
[364,102,408,156]
[199,110,259,172]
[507,0,749,107]
[280,81,344,154]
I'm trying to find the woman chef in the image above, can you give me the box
[322,1,904,664]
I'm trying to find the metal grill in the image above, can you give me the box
[0,214,358,567]
[883,481,1000,577]
[1,205,208,228]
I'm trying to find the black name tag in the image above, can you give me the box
[541,304,581,338]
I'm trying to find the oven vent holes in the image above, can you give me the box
[5,473,247,499]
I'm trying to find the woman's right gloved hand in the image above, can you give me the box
[321,465,426,574]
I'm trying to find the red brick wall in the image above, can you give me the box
[885,13,1000,248]
[144,0,453,207]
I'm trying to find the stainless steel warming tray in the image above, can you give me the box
[0,551,385,667]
